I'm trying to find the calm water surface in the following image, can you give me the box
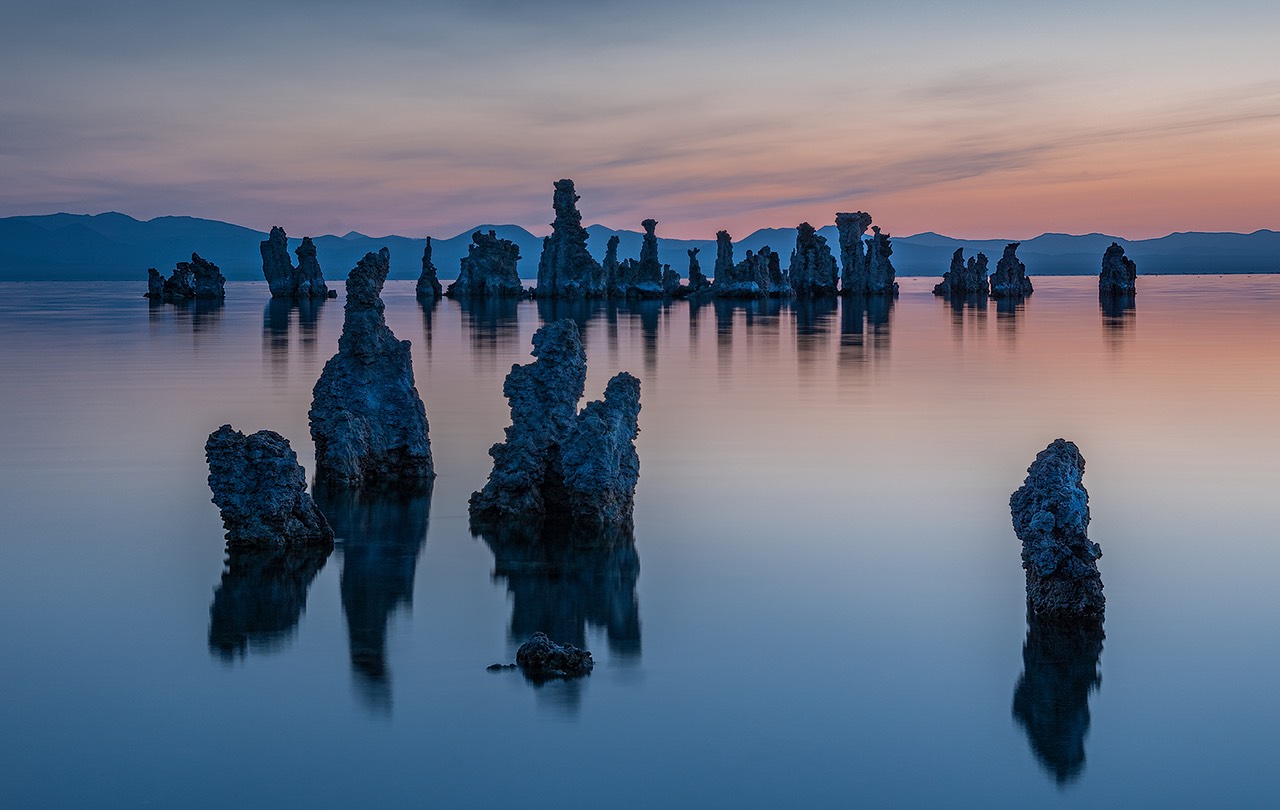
[1,277,1277,807]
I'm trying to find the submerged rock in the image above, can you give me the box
[836,211,874,294]
[446,230,525,298]
[1098,242,1137,297]
[416,237,443,300]
[515,631,594,681]
[205,424,333,550]
[145,253,226,302]
[789,222,839,297]
[933,248,990,297]
[260,227,333,299]
[1010,439,1104,620]
[310,248,434,488]
[535,179,605,299]
[469,320,641,527]
[990,242,1034,299]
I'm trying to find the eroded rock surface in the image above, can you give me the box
[535,179,605,298]
[990,242,1034,299]
[865,227,899,296]
[145,253,226,302]
[789,222,839,297]
[469,320,641,527]
[687,247,710,294]
[416,237,443,300]
[1010,439,1104,619]
[310,248,434,488]
[1098,242,1137,297]
[836,211,874,294]
[515,631,594,681]
[447,230,525,298]
[933,248,990,296]
[260,227,332,299]
[205,424,333,550]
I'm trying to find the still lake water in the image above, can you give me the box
[1,276,1277,808]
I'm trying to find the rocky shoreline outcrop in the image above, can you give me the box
[310,248,435,488]
[789,222,839,297]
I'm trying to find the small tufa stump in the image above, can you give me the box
[205,424,333,550]
[1010,439,1104,619]
[515,632,594,681]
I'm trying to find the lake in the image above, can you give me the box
[1,275,1277,808]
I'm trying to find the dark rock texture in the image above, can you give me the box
[259,227,332,299]
[416,237,442,300]
[603,235,621,296]
[865,227,899,296]
[145,253,226,302]
[1010,439,1104,620]
[990,242,1034,298]
[933,248,990,296]
[469,320,641,528]
[204,424,333,550]
[515,631,594,681]
[789,222,839,297]
[632,219,665,297]
[1098,242,1137,297]
[712,230,787,299]
[662,264,683,297]
[713,230,734,283]
[446,230,525,298]
[836,211,874,294]
[535,179,605,299]
[687,247,710,294]
[309,248,434,488]
[1012,613,1105,785]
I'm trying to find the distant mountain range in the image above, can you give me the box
[1,212,1276,282]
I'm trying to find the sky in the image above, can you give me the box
[2,0,1279,240]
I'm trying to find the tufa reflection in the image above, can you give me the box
[477,518,641,664]
[208,545,332,661]
[314,484,433,715]
[456,294,521,369]
[1011,612,1105,785]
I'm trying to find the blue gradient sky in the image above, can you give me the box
[2,0,1278,239]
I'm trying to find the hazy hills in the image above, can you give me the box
[1,212,1276,282]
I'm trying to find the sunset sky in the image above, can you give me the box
[3,0,1278,240]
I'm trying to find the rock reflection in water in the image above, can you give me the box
[456,295,520,370]
[314,485,432,714]
[839,295,893,365]
[792,297,838,379]
[1011,613,1105,785]
[148,297,224,343]
[208,545,332,660]
[262,298,325,381]
[1099,294,1135,351]
[478,519,641,660]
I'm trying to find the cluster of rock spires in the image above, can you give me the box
[470,319,641,530]
[446,230,524,298]
[1010,439,1104,620]
[145,253,226,302]
[1098,242,1137,297]
[260,226,335,299]
[309,248,435,488]
[932,248,991,297]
